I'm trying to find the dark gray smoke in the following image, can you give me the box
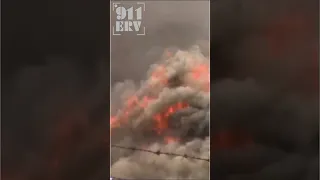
[210,79,318,179]
[2,57,110,180]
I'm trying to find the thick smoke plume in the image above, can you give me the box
[112,138,210,179]
[111,0,318,179]
[111,46,210,179]
[110,1,210,179]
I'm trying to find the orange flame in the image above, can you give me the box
[153,102,189,134]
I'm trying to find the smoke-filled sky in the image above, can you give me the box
[111,1,210,83]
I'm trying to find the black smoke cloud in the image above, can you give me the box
[2,59,110,180]
[210,79,318,179]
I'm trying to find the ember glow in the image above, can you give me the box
[191,64,210,92]
[164,136,180,144]
[213,129,253,150]
[151,65,168,86]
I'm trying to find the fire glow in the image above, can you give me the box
[110,49,210,143]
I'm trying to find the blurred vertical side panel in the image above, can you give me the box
[210,0,318,179]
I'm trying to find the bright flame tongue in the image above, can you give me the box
[110,95,157,129]
[110,91,190,143]
[110,94,189,143]
[153,102,189,134]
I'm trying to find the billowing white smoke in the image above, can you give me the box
[110,45,210,179]
[111,137,210,179]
